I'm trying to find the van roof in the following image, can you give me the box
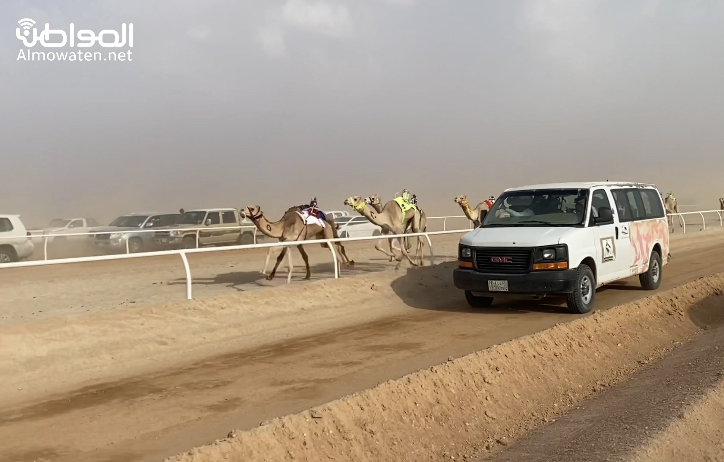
[504,181,658,192]
[184,208,237,212]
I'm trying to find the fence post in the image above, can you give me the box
[126,237,130,254]
[43,236,48,261]
[196,230,200,248]
[424,233,434,266]
[443,217,447,231]
[681,215,686,234]
[700,212,706,231]
[327,240,339,279]
[253,228,258,244]
[180,251,192,300]
[719,211,722,227]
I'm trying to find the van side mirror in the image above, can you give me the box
[205,218,212,226]
[595,206,613,223]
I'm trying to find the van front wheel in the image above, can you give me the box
[465,290,494,308]
[639,250,662,290]
[566,264,595,314]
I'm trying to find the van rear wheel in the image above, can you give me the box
[639,250,662,290]
[465,290,494,308]
[566,264,595,314]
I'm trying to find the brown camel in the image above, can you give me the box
[453,195,495,227]
[344,196,424,268]
[664,193,679,232]
[243,205,354,283]
[365,194,413,255]
[365,194,427,262]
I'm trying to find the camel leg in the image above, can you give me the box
[296,245,311,280]
[285,247,294,284]
[261,248,273,275]
[396,235,419,269]
[374,229,397,261]
[267,247,288,281]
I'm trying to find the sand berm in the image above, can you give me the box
[165,273,724,462]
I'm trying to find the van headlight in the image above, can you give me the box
[460,246,472,259]
[533,245,568,270]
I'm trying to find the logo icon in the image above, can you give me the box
[18,18,35,37]
[491,256,512,263]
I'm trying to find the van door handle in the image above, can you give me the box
[615,226,619,239]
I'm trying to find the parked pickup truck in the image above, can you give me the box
[41,217,101,243]
[0,214,34,263]
[152,208,257,249]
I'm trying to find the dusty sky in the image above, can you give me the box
[1,0,723,226]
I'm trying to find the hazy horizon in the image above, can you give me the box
[2,0,723,227]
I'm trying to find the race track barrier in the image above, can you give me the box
[3,215,475,261]
[0,229,470,300]
[668,210,723,233]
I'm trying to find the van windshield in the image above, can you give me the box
[483,189,589,227]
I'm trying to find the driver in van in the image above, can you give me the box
[575,194,598,220]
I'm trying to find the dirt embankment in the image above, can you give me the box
[165,275,724,462]
[626,378,724,462]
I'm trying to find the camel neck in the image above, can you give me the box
[459,202,475,221]
[252,214,284,239]
[371,203,384,213]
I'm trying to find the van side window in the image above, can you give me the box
[625,190,646,220]
[611,190,633,222]
[640,190,666,218]
[0,218,13,232]
[590,189,613,226]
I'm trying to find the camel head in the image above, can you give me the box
[344,196,367,214]
[454,195,469,206]
[242,205,263,220]
[364,194,381,207]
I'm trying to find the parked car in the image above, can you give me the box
[152,208,255,249]
[41,217,100,242]
[454,182,670,314]
[90,212,180,253]
[325,210,351,221]
[334,216,382,238]
[0,214,34,263]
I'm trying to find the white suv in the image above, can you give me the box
[0,215,35,263]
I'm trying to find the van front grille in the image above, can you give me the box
[473,247,532,274]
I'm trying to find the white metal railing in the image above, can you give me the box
[0,225,259,260]
[668,210,724,233]
[1,215,476,261]
[427,215,474,231]
[0,229,470,300]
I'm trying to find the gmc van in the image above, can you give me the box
[453,182,670,314]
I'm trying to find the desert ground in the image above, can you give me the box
[1,228,724,462]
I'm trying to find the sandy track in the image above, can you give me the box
[0,233,464,324]
[162,274,724,462]
[2,231,724,462]
[484,319,724,461]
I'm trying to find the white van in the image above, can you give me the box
[453,182,670,314]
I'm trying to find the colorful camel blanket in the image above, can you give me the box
[394,196,417,213]
[297,210,326,228]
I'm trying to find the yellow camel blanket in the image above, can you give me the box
[394,196,416,213]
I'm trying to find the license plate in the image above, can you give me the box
[488,280,508,292]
